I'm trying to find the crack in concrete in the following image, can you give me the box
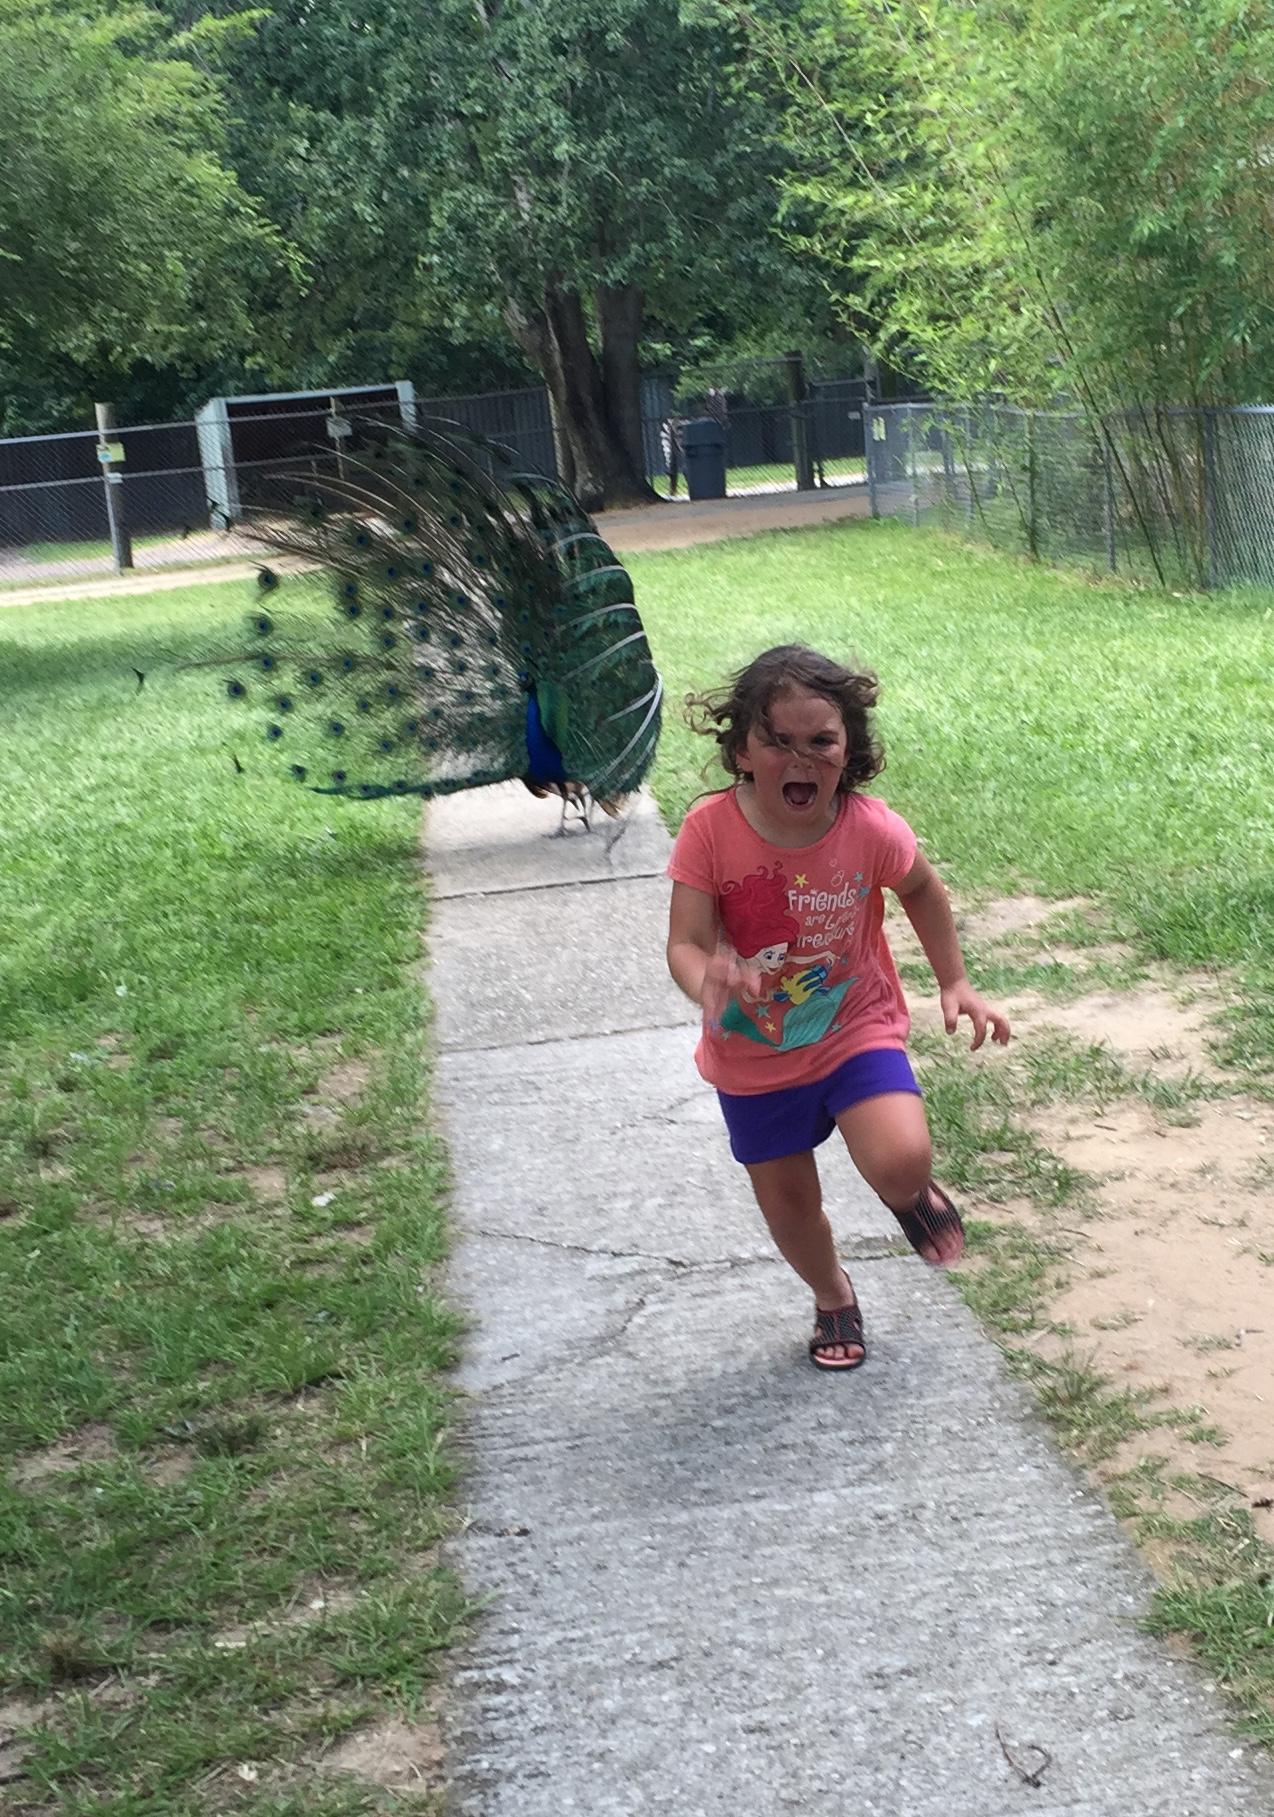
[841,1235,914,1262]
[609,1287,656,1349]
[440,1015,694,1057]
[462,1224,910,1269]
[463,1226,705,1268]
[630,1090,714,1126]
[454,1241,917,1397]
[435,866,667,904]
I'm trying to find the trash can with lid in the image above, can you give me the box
[680,416,728,501]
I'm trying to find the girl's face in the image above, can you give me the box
[738,686,847,837]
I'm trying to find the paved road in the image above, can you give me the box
[0,488,870,609]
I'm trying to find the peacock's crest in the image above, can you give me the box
[203,416,662,809]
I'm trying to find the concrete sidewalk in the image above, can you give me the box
[427,785,1273,1816]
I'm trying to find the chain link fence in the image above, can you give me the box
[865,401,1274,590]
[649,357,869,499]
[33,383,1268,595]
[0,359,882,591]
[0,393,422,591]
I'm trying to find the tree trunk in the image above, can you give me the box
[504,283,657,512]
[598,281,649,480]
[502,296,574,492]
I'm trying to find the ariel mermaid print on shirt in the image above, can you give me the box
[716,861,856,1051]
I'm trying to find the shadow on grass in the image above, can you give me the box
[1,617,256,701]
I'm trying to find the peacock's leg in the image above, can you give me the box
[551,785,593,836]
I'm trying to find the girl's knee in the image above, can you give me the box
[753,1181,824,1227]
[746,1157,823,1228]
[761,1197,829,1237]
[865,1137,932,1207]
[836,1091,932,1199]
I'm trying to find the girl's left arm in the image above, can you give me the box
[892,851,1011,1050]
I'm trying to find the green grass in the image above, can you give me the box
[1116,1463,1274,1750]
[7,519,1274,1784]
[20,533,176,564]
[633,517,1274,1072]
[0,584,463,1811]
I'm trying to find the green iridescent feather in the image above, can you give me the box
[205,416,662,804]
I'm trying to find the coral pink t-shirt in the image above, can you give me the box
[667,788,918,1094]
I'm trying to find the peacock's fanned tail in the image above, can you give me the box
[203,416,662,805]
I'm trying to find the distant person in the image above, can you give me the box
[665,645,1010,1372]
[661,417,687,496]
[663,390,728,495]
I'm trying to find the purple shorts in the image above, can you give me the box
[717,1047,921,1166]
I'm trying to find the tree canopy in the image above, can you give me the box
[3,0,853,481]
[0,0,279,418]
[773,0,1274,411]
[160,0,812,502]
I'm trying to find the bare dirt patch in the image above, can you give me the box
[213,1584,360,1655]
[1021,1094,1274,1531]
[2,489,866,613]
[11,1422,116,1488]
[300,1102,341,1128]
[113,1205,232,1244]
[240,1164,288,1202]
[317,1059,372,1106]
[942,896,1274,1545]
[0,1695,57,1788]
[600,486,871,554]
[960,893,1095,943]
[1008,982,1218,1076]
[320,1714,444,1787]
[144,1450,197,1487]
[326,1222,375,1246]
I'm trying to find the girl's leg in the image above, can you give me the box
[834,1092,963,1266]
[744,1150,863,1363]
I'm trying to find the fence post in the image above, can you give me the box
[939,410,958,514]
[864,405,879,518]
[785,350,816,492]
[908,408,919,527]
[1102,431,1117,572]
[1025,411,1038,559]
[963,406,975,524]
[94,402,133,572]
[1201,408,1219,588]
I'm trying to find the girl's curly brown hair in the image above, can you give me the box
[685,644,884,793]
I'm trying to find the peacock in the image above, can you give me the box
[199,414,662,818]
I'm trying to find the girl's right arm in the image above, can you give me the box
[667,882,761,1023]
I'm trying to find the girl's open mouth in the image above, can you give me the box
[782,781,818,808]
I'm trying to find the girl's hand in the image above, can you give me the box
[940,980,1011,1051]
[701,950,764,1025]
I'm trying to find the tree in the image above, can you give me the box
[756,0,1274,580]
[769,0,1274,412]
[0,0,280,419]
[424,0,802,505]
[166,0,800,508]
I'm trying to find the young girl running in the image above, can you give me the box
[665,644,1010,1372]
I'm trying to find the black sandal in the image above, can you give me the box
[810,1290,867,1372]
[890,1181,964,1264]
